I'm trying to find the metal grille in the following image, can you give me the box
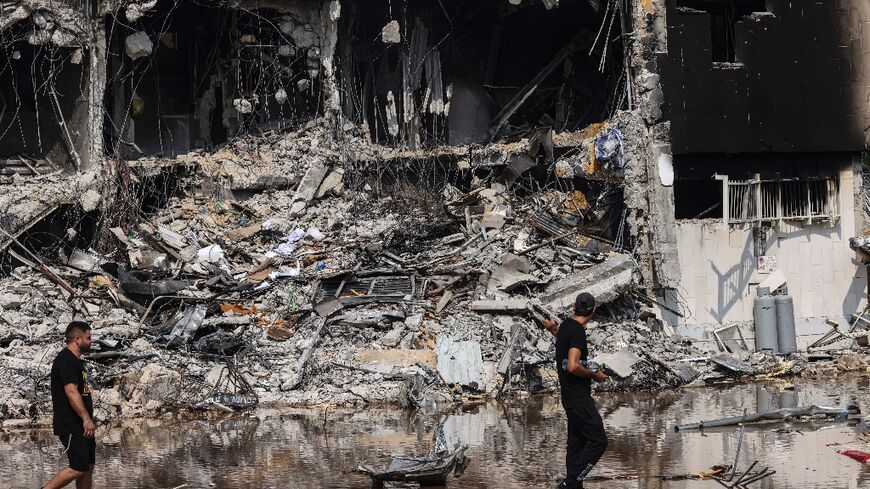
[718,175,839,226]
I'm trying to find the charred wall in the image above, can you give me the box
[338,0,624,149]
[660,0,870,154]
[0,16,88,170]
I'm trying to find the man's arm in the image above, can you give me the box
[539,317,560,337]
[63,383,95,438]
[566,348,608,382]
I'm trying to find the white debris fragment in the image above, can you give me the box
[79,189,102,212]
[27,30,52,46]
[196,245,225,263]
[277,45,295,57]
[328,0,341,21]
[233,98,254,114]
[382,20,400,44]
[11,51,21,60]
[125,31,153,60]
[275,88,288,104]
[126,0,157,22]
[51,28,76,47]
[70,48,83,65]
[386,91,399,136]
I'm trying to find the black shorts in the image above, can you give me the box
[58,433,95,472]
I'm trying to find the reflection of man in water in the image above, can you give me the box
[539,293,608,489]
[43,321,96,489]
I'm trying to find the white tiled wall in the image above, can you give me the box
[675,164,867,329]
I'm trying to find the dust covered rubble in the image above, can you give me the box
[0,116,807,426]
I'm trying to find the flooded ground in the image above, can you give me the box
[3,375,870,489]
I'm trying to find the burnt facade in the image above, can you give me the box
[659,0,870,343]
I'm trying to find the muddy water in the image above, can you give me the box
[3,376,870,489]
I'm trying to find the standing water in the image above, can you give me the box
[3,376,870,488]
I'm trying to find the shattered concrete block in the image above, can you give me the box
[78,189,102,212]
[489,253,536,292]
[0,293,23,310]
[541,254,635,310]
[0,6,30,32]
[51,29,77,47]
[275,88,288,104]
[469,299,529,312]
[233,98,254,114]
[381,326,404,347]
[592,349,642,378]
[125,0,157,22]
[437,336,484,388]
[382,20,401,44]
[293,159,329,203]
[125,31,153,60]
[27,29,52,46]
[70,48,83,65]
[480,212,506,231]
[316,168,344,198]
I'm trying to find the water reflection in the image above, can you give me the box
[2,375,869,488]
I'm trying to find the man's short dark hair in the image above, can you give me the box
[65,321,91,343]
[575,292,595,316]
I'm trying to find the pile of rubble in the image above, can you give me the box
[0,116,812,424]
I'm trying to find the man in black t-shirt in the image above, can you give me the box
[43,321,96,489]
[539,292,608,489]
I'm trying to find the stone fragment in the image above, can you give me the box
[592,349,642,378]
[469,299,529,312]
[0,293,23,310]
[541,254,635,310]
[125,31,152,60]
[381,326,404,347]
[382,20,400,44]
[79,189,101,212]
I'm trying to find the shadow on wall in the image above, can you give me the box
[706,235,753,324]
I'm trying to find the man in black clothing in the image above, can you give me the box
[539,292,608,489]
[44,321,95,489]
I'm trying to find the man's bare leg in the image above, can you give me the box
[43,467,83,489]
[75,465,93,489]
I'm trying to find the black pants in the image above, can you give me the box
[562,394,607,487]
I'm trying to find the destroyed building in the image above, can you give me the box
[0,0,869,418]
[657,0,870,348]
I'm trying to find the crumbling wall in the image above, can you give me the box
[0,1,94,170]
[624,0,681,292]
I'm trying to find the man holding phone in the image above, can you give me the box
[539,292,608,489]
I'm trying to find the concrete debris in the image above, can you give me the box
[126,0,158,22]
[125,31,153,60]
[78,189,101,212]
[541,254,636,310]
[275,88,288,104]
[436,336,484,389]
[591,349,642,378]
[233,98,254,114]
[1,0,860,427]
[382,20,401,44]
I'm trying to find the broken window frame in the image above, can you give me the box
[715,174,840,226]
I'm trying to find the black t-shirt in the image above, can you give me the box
[555,318,591,398]
[50,348,93,435]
